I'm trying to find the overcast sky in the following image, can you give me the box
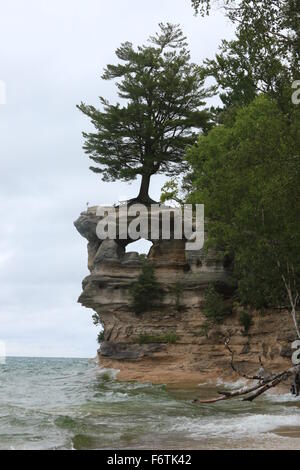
[0,0,234,358]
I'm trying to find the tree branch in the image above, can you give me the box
[194,339,300,405]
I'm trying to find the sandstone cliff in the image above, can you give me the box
[75,206,296,384]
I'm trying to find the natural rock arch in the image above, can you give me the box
[125,239,153,256]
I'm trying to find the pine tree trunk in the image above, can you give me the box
[137,174,151,203]
[127,174,157,206]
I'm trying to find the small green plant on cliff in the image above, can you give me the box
[93,314,106,345]
[138,332,178,345]
[203,285,232,325]
[239,311,253,335]
[170,281,184,312]
[130,261,164,314]
[198,322,211,338]
[97,330,105,344]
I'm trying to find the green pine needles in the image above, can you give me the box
[130,261,164,314]
[77,23,209,204]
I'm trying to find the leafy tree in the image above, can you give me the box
[191,1,299,113]
[203,285,232,324]
[160,179,183,206]
[188,0,300,335]
[190,0,222,16]
[130,261,164,314]
[78,23,210,204]
[187,95,300,336]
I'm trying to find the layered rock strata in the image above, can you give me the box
[75,206,296,384]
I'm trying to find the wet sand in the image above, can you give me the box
[272,426,300,439]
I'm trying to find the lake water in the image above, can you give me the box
[1,357,300,450]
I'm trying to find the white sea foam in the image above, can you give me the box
[197,377,250,389]
[170,413,300,439]
[105,391,129,401]
[265,392,300,403]
[2,357,300,450]
[97,367,120,379]
[215,377,249,389]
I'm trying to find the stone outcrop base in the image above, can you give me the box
[97,307,296,384]
[75,206,296,385]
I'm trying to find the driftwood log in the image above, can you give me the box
[194,339,300,404]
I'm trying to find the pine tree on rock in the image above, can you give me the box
[77,23,209,204]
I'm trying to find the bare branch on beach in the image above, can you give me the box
[193,339,300,405]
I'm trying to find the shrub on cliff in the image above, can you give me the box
[97,330,105,344]
[239,311,253,335]
[130,261,164,314]
[170,281,184,312]
[203,285,232,325]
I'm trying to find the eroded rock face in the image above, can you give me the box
[74,206,296,384]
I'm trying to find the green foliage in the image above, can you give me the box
[239,311,253,335]
[160,180,184,206]
[97,330,105,344]
[92,313,102,326]
[168,281,184,312]
[203,285,232,325]
[130,261,164,314]
[78,23,210,202]
[188,1,300,332]
[174,282,184,312]
[93,314,105,345]
[138,332,178,344]
[187,95,300,309]
[190,0,213,16]
[192,1,299,115]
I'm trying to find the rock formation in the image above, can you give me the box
[75,205,296,384]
